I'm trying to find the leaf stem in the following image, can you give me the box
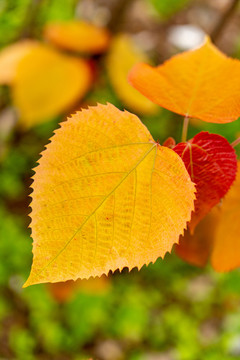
[231,137,240,148]
[181,115,189,142]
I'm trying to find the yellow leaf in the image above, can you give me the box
[12,44,92,127]
[107,34,158,115]
[24,103,195,287]
[211,161,240,271]
[44,21,110,54]
[0,40,38,84]
[129,37,240,123]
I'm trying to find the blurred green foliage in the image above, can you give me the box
[0,0,77,47]
[0,0,31,46]
[2,205,240,359]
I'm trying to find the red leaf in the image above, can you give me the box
[173,132,237,232]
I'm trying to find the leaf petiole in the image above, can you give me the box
[181,115,189,142]
[231,137,240,148]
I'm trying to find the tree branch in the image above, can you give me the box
[108,0,132,33]
[211,0,240,43]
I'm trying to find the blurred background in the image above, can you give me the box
[1,0,240,359]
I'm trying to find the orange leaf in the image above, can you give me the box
[162,137,176,149]
[47,276,109,302]
[211,162,240,272]
[44,21,110,54]
[0,40,38,84]
[24,103,195,286]
[176,162,240,272]
[175,207,220,267]
[106,34,158,114]
[12,44,92,127]
[128,37,240,123]
[47,280,77,303]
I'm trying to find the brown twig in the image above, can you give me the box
[0,87,10,112]
[211,0,240,43]
[20,0,44,39]
[108,0,132,33]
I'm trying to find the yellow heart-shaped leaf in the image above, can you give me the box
[24,103,195,286]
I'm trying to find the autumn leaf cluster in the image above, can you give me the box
[23,36,240,287]
[0,21,157,128]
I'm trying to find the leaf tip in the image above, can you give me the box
[22,276,31,288]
